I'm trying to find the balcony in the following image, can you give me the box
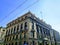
[43,36,50,41]
[29,38,37,41]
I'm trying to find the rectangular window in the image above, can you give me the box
[14,26,16,33]
[36,24,40,38]
[8,29,10,34]
[24,22,28,30]
[22,33,24,38]
[40,27,42,34]
[30,32,34,38]
[16,35,18,39]
[43,28,46,37]
[36,25,39,33]
[11,28,13,34]
[30,32,33,38]
[10,37,11,40]
[20,34,21,39]
[20,23,23,30]
[24,33,26,38]
[47,30,50,36]
[32,22,34,29]
[33,41,34,45]
[13,36,14,39]
[15,42,17,45]
[6,31,7,35]
[12,43,13,45]
[17,24,19,31]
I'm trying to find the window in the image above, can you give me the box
[6,30,7,35]
[33,32,34,38]
[39,27,42,38]
[36,25,39,33]
[21,33,24,38]
[17,24,19,31]
[25,16,28,19]
[6,44,7,45]
[39,27,41,34]
[24,41,28,45]
[13,36,14,39]
[24,33,26,38]
[30,32,33,38]
[43,28,46,37]
[36,25,39,38]
[7,38,8,41]
[11,28,13,34]
[15,42,17,45]
[4,38,6,41]
[5,38,6,41]
[46,30,50,36]
[24,22,28,30]
[30,32,34,38]
[40,27,42,34]
[15,35,16,39]
[20,23,23,30]
[5,38,7,42]
[12,43,13,45]
[3,30,5,31]
[16,35,18,39]
[9,43,10,45]
[33,41,34,45]
[8,29,10,34]
[9,29,11,34]
[14,26,16,33]
[10,37,11,40]
[32,22,34,29]
[43,28,50,37]
[18,34,20,39]
[20,34,21,39]
[21,17,24,20]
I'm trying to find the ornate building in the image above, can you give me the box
[53,29,60,45]
[4,12,55,45]
[0,27,6,45]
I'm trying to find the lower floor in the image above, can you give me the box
[4,40,55,45]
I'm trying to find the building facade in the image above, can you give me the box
[4,12,55,45]
[50,29,55,45]
[0,27,6,45]
[53,29,60,45]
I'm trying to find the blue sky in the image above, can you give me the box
[0,0,60,33]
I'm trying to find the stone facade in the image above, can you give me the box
[0,27,6,45]
[53,30,60,45]
[4,12,55,45]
